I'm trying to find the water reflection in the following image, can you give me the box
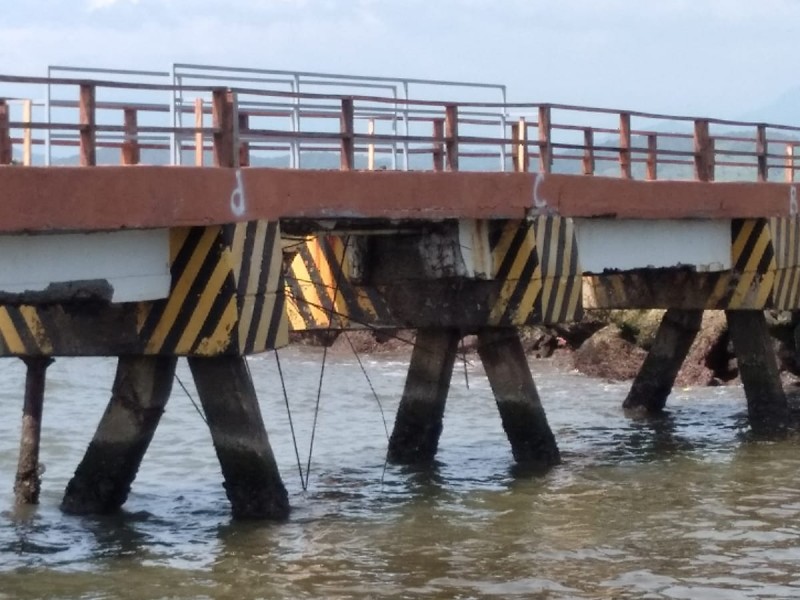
[623,411,696,459]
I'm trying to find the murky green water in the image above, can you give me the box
[1,348,800,599]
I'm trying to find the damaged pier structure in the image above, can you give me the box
[1,66,800,519]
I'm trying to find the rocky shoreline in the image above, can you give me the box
[291,310,800,388]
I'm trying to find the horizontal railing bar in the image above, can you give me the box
[4,73,800,134]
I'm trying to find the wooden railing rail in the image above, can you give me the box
[1,74,799,181]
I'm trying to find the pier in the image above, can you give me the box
[2,65,800,519]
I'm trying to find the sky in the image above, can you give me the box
[3,0,800,122]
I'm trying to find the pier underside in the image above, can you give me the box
[587,218,798,434]
[4,212,800,519]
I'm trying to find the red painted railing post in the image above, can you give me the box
[756,124,768,182]
[79,84,96,166]
[0,99,11,165]
[511,121,520,172]
[340,98,354,171]
[238,112,250,168]
[121,108,140,166]
[619,112,631,179]
[212,88,235,168]
[537,105,552,173]
[582,128,594,175]
[445,104,459,171]
[694,119,714,182]
[432,118,444,172]
[646,134,658,181]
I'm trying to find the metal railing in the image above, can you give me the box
[171,64,507,170]
[1,68,799,183]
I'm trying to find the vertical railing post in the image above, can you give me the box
[757,124,768,182]
[22,99,32,166]
[432,118,444,172]
[0,99,11,165]
[694,119,714,182]
[582,128,594,175]
[512,117,529,172]
[79,84,96,167]
[212,88,235,168]
[194,98,204,167]
[646,134,658,181]
[445,104,459,171]
[619,111,632,179]
[367,118,375,171]
[121,108,140,166]
[785,143,795,183]
[230,92,240,169]
[537,105,552,173]
[238,112,250,168]
[511,121,520,171]
[340,98,355,171]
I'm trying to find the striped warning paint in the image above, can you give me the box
[286,219,582,331]
[0,306,53,355]
[583,270,729,310]
[536,216,582,324]
[727,218,776,309]
[0,221,287,358]
[227,220,288,354]
[488,219,542,325]
[769,216,800,310]
[284,235,393,331]
[488,217,582,325]
[138,226,238,355]
[138,220,287,355]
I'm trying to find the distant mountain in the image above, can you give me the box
[739,86,800,126]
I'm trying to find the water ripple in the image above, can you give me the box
[0,353,799,597]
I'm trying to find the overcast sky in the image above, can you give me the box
[3,0,799,121]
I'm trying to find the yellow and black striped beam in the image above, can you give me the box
[138,220,288,355]
[227,220,288,355]
[0,306,53,356]
[722,218,776,309]
[284,235,393,331]
[488,217,582,325]
[769,216,800,310]
[0,220,288,358]
[286,219,583,331]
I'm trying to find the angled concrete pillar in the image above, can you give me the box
[188,355,289,520]
[477,327,560,469]
[388,328,460,465]
[623,309,703,414]
[62,355,176,514]
[726,310,790,435]
[15,357,53,505]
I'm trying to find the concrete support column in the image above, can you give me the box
[623,309,703,414]
[388,328,460,465]
[62,356,176,514]
[14,357,53,505]
[477,327,560,468]
[188,356,289,520]
[726,310,790,435]
[792,311,800,364]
